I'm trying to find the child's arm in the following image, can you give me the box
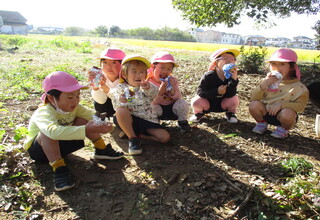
[197,73,220,99]
[281,90,309,113]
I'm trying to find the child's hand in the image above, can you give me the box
[85,120,114,134]
[119,93,127,104]
[267,103,282,116]
[100,76,110,93]
[140,79,150,90]
[260,74,278,90]
[88,70,96,82]
[229,66,238,80]
[218,85,227,95]
[159,81,167,95]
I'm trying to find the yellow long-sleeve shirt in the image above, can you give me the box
[24,103,94,150]
[250,78,309,113]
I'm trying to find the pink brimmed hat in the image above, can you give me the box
[268,48,300,79]
[41,71,88,102]
[151,51,178,67]
[98,47,126,60]
[209,48,240,62]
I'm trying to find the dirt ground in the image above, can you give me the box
[1,46,320,220]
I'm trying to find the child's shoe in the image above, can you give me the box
[178,120,191,132]
[315,114,320,138]
[271,126,288,139]
[54,166,75,191]
[189,113,204,122]
[252,122,268,134]
[226,112,238,123]
[94,144,124,160]
[128,137,142,155]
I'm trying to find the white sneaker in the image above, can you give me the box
[189,113,204,123]
[316,114,320,138]
[226,112,238,123]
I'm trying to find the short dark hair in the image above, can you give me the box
[47,89,62,100]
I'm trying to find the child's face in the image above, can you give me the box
[54,90,80,112]
[216,53,236,70]
[124,63,148,87]
[101,59,121,81]
[153,63,174,82]
[269,61,291,77]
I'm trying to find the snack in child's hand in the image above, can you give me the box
[267,71,282,92]
[222,63,236,79]
[160,76,173,91]
[93,111,109,125]
[91,66,102,89]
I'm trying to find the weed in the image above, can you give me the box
[278,157,313,176]
[238,45,268,74]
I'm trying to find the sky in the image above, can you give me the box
[1,0,319,39]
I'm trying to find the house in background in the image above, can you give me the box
[221,32,242,44]
[265,37,291,47]
[289,36,313,49]
[196,30,221,43]
[0,10,28,35]
[243,35,266,46]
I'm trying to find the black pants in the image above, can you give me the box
[94,98,115,118]
[307,82,320,109]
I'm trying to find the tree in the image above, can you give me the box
[94,25,109,37]
[172,0,320,27]
[109,25,122,37]
[63,26,85,36]
[313,20,320,49]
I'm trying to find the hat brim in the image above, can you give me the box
[218,49,240,58]
[40,85,88,102]
[122,56,151,68]
[153,60,179,67]
[268,58,293,62]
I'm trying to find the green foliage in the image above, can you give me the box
[13,126,28,143]
[94,25,109,37]
[238,46,268,74]
[172,0,320,28]
[278,157,313,176]
[63,26,86,36]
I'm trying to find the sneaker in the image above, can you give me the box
[128,137,142,155]
[226,112,238,123]
[316,114,320,138]
[94,144,124,160]
[270,126,288,139]
[54,166,75,192]
[252,122,268,134]
[178,120,191,132]
[189,113,204,122]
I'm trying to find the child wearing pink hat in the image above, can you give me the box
[249,48,309,138]
[107,55,170,155]
[24,71,124,191]
[88,47,126,118]
[148,51,191,132]
[189,48,240,123]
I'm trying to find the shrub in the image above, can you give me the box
[238,45,268,74]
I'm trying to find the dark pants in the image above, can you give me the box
[94,98,115,118]
[114,115,162,136]
[308,82,320,109]
[27,138,84,163]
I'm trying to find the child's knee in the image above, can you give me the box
[159,131,170,143]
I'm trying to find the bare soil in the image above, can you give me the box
[1,44,320,220]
